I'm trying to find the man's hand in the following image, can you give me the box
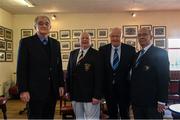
[92,98,100,105]
[157,103,166,113]
[20,92,30,103]
[59,87,64,97]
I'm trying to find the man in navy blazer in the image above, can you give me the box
[17,16,64,119]
[99,27,136,119]
[130,28,170,119]
[66,32,103,119]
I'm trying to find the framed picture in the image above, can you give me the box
[123,25,138,37]
[6,52,13,62]
[61,52,70,62]
[153,26,166,37]
[154,38,166,49]
[6,41,13,51]
[0,52,5,62]
[97,40,108,49]
[124,38,137,48]
[0,26,4,37]
[91,40,96,49]
[84,29,96,39]
[60,41,71,51]
[72,41,80,50]
[0,40,6,51]
[21,29,33,39]
[97,29,108,38]
[49,31,58,39]
[60,30,71,39]
[5,28,13,41]
[72,29,83,39]
[140,25,152,30]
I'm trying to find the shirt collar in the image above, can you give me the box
[111,44,121,51]
[142,43,153,53]
[37,34,48,42]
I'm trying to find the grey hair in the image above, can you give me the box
[79,32,92,45]
[34,16,51,26]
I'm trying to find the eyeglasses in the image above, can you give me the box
[138,33,149,37]
[37,21,50,26]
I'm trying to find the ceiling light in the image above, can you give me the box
[131,12,136,17]
[51,15,56,20]
[24,0,35,7]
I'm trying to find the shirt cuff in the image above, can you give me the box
[158,101,165,105]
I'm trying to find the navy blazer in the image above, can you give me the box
[17,34,64,100]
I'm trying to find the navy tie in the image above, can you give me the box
[77,50,84,64]
[113,48,119,70]
[42,39,48,45]
[135,49,145,67]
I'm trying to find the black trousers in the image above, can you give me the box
[28,97,57,119]
[132,105,163,119]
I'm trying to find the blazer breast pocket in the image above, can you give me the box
[84,63,91,72]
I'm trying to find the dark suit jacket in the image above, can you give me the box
[99,43,136,103]
[131,45,170,107]
[66,47,103,102]
[17,34,64,101]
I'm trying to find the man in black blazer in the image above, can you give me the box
[66,32,103,119]
[99,27,136,119]
[130,28,170,119]
[17,16,64,119]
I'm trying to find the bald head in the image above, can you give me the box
[110,27,122,47]
[79,32,91,49]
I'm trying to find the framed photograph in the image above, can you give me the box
[60,30,71,39]
[6,41,13,51]
[60,41,71,51]
[153,26,166,37]
[0,40,6,51]
[21,29,33,39]
[72,29,83,39]
[124,38,137,48]
[72,41,80,50]
[0,52,5,62]
[84,29,96,39]
[91,40,96,49]
[154,38,166,49]
[6,52,13,62]
[97,29,108,38]
[49,31,58,39]
[97,40,108,49]
[0,26,4,37]
[61,52,70,62]
[140,25,152,30]
[123,25,138,37]
[5,28,13,41]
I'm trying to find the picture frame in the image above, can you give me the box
[123,25,138,37]
[124,38,137,48]
[97,40,108,49]
[153,26,166,37]
[61,52,70,62]
[5,52,13,62]
[140,25,152,30]
[21,29,33,39]
[84,29,96,39]
[0,26,4,37]
[97,29,108,38]
[72,29,83,39]
[60,41,71,51]
[6,41,13,51]
[5,28,13,41]
[91,40,96,49]
[0,52,5,62]
[60,30,71,39]
[49,31,58,39]
[154,38,166,49]
[72,41,80,50]
[0,40,6,51]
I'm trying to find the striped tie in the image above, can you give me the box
[113,48,119,70]
[77,50,84,64]
[135,49,145,67]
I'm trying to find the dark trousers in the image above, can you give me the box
[28,96,57,119]
[132,105,163,119]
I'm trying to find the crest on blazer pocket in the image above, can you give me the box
[84,63,91,71]
[143,65,150,71]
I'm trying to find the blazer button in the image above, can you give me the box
[49,68,52,71]
[48,77,51,80]
[112,80,115,84]
[113,73,116,76]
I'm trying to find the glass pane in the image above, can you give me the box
[168,49,180,71]
[168,39,180,48]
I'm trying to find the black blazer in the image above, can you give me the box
[131,45,170,107]
[66,47,103,102]
[99,43,136,101]
[17,34,64,101]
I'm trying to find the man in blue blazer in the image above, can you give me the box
[99,27,136,119]
[17,16,64,119]
[130,28,170,119]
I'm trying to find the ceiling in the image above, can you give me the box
[1,0,180,14]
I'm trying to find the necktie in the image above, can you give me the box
[77,50,84,64]
[113,48,119,70]
[42,39,48,45]
[135,49,145,67]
